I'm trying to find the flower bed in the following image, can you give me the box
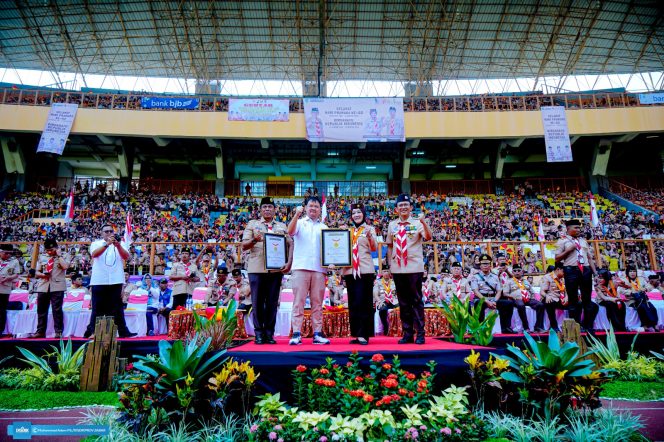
[249,353,487,441]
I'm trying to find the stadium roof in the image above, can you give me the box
[1,0,662,87]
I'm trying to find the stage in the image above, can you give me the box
[1,331,661,399]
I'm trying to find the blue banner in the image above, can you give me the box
[140,97,199,110]
[638,93,664,104]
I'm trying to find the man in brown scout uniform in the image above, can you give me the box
[30,238,70,338]
[242,197,292,344]
[169,246,200,309]
[501,264,546,333]
[0,244,21,338]
[386,193,433,344]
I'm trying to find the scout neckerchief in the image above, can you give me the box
[351,225,364,279]
[395,221,409,267]
[513,277,530,303]
[382,278,394,304]
[572,237,585,272]
[452,275,463,298]
[46,257,54,274]
[549,272,568,306]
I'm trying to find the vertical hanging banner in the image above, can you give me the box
[303,98,405,142]
[228,98,290,121]
[36,103,79,155]
[541,106,573,162]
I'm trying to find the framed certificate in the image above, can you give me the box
[321,229,352,267]
[264,233,287,270]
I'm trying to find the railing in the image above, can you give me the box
[2,239,660,278]
[28,177,216,195]
[12,209,90,223]
[609,179,664,212]
[1,88,660,113]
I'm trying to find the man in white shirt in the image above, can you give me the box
[83,224,137,338]
[287,196,330,345]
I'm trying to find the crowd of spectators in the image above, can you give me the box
[0,183,662,278]
[612,187,664,214]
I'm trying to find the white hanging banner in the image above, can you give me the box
[303,98,405,142]
[36,103,79,155]
[541,105,573,162]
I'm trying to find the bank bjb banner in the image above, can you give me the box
[140,97,199,110]
[541,106,573,162]
[36,103,79,155]
[303,98,405,142]
[228,98,289,121]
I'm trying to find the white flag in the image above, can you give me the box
[589,194,600,228]
[124,212,133,246]
[64,189,74,222]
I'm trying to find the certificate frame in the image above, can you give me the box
[263,233,287,270]
[321,229,352,267]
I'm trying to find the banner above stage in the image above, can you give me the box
[36,103,79,155]
[303,98,405,142]
[228,98,289,121]
[140,97,199,110]
[541,106,573,163]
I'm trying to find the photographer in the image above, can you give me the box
[83,224,137,338]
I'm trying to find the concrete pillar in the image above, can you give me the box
[495,142,507,179]
[591,140,612,176]
[118,143,134,193]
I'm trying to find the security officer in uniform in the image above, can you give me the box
[30,238,70,338]
[470,254,515,333]
[169,247,200,309]
[501,264,546,333]
[0,244,21,338]
[440,262,472,302]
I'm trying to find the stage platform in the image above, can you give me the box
[1,331,661,399]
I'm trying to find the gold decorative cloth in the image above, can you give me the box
[387,308,451,337]
[167,309,248,340]
[292,309,351,338]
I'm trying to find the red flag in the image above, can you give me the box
[124,212,133,245]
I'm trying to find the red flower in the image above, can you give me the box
[296,365,307,373]
[355,376,363,382]
[382,363,392,370]
[406,373,416,381]
[320,368,330,375]
[315,378,325,385]
[346,362,353,367]
[371,354,385,363]
[418,380,428,389]
[398,388,408,396]
[381,378,399,389]
[408,392,415,398]
[126,363,134,371]
[363,394,374,402]
[333,364,339,369]
[390,394,400,401]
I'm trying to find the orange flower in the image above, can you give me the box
[406,373,416,381]
[382,363,392,370]
[363,394,374,402]
[418,380,428,389]
[371,354,385,363]
[296,365,307,372]
[320,368,330,375]
[398,388,408,395]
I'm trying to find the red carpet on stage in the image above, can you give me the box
[228,336,487,353]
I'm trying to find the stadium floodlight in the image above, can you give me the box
[445,165,457,169]
[365,166,377,169]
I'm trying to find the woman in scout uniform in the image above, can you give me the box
[617,266,658,332]
[501,264,546,333]
[30,238,70,338]
[340,203,377,345]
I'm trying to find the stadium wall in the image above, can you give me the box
[1,105,663,139]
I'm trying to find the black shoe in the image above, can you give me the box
[29,333,45,339]
[398,337,414,344]
[255,335,264,345]
[265,335,277,344]
[534,328,547,334]
[119,332,138,338]
[502,328,516,334]
[415,336,426,345]
[350,338,361,344]
[83,331,92,339]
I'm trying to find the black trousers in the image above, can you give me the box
[599,300,627,331]
[85,284,131,336]
[392,273,425,339]
[343,274,375,339]
[514,298,545,330]
[563,266,598,329]
[0,293,8,335]
[171,293,188,309]
[377,302,398,334]
[633,302,658,328]
[146,307,159,334]
[249,272,283,337]
[36,289,64,334]
[544,301,566,329]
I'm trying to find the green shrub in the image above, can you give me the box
[438,296,498,346]
[604,352,659,381]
